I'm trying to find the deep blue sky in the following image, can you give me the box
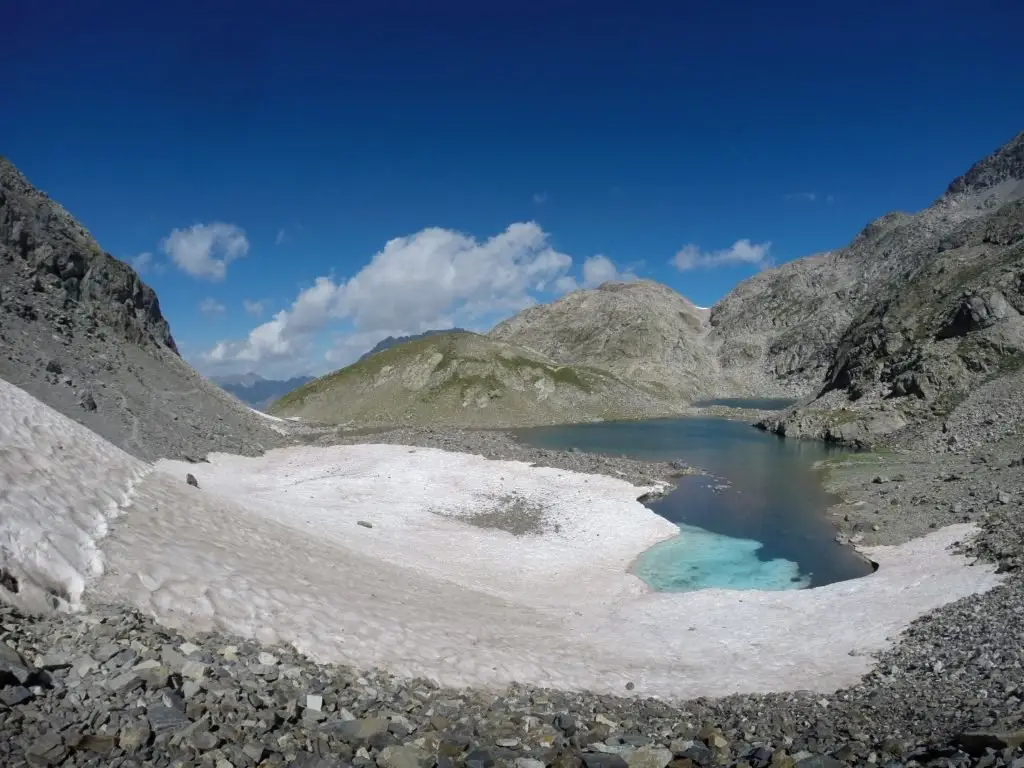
[4,0,1023,376]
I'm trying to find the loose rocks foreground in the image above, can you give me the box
[3,575,1024,768]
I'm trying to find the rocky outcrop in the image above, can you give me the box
[724,131,1024,444]
[489,280,724,399]
[269,330,685,427]
[0,157,285,461]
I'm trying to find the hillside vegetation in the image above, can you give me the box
[268,331,685,427]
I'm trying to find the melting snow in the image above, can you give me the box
[0,378,1003,698]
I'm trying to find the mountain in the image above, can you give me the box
[211,373,314,410]
[268,330,684,427]
[358,328,469,361]
[724,130,1024,444]
[0,157,285,461]
[489,280,728,400]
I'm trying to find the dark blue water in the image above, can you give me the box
[693,397,797,410]
[513,417,873,592]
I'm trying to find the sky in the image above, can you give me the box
[3,1,1023,378]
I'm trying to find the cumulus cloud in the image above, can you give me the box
[202,222,580,368]
[200,223,644,374]
[199,298,226,316]
[555,255,638,293]
[243,299,266,317]
[162,223,249,280]
[672,239,772,271]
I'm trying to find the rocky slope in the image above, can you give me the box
[489,280,726,399]
[0,157,285,461]
[714,131,1024,444]
[268,331,684,427]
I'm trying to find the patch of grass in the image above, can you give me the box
[271,332,472,411]
[431,493,554,536]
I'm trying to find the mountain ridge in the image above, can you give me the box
[0,157,286,460]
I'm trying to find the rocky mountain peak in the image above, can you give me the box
[944,130,1024,198]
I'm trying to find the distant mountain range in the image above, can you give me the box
[358,329,469,361]
[211,374,314,410]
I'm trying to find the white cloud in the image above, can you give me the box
[275,228,286,245]
[202,222,577,369]
[784,191,818,202]
[243,299,266,317]
[555,255,638,293]
[532,191,548,205]
[672,239,772,271]
[162,222,249,280]
[199,298,226,316]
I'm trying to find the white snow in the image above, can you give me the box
[248,407,285,422]
[0,378,1004,699]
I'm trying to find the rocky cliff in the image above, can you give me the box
[744,131,1024,444]
[268,330,684,427]
[0,157,285,461]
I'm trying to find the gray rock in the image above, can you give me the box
[0,684,33,706]
[0,642,32,684]
[626,746,672,768]
[118,720,152,752]
[186,473,199,488]
[26,731,68,766]
[147,702,190,732]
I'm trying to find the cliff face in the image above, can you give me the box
[740,131,1024,444]
[0,157,285,461]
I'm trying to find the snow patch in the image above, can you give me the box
[0,380,149,613]
[0,379,1004,699]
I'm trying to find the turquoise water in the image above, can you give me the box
[513,415,873,593]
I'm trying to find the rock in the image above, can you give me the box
[190,730,221,750]
[377,744,425,768]
[78,734,117,755]
[998,490,1012,504]
[358,520,374,529]
[466,750,496,768]
[627,746,673,768]
[118,720,152,752]
[329,716,389,742]
[79,390,97,410]
[186,473,199,487]
[794,757,842,768]
[957,728,1024,755]
[0,684,33,706]
[44,359,62,374]
[26,731,68,766]
[258,651,279,665]
[106,671,143,692]
[306,693,324,712]
[582,754,629,768]
[148,702,190,732]
[0,641,32,684]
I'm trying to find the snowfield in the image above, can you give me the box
[0,379,1004,698]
